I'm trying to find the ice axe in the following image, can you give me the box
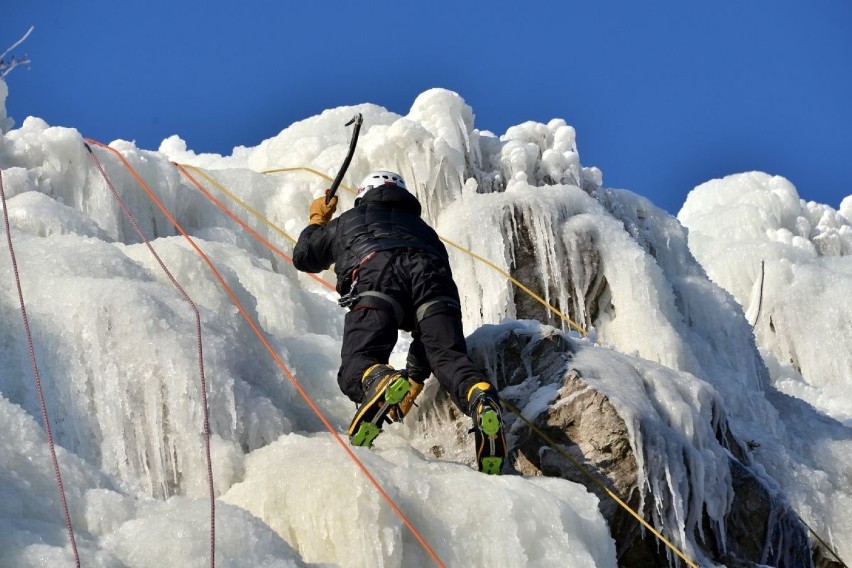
[326,113,363,204]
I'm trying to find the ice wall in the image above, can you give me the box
[435,150,772,424]
[679,172,852,424]
[1,89,623,565]
[678,171,852,560]
[841,195,852,222]
[0,393,313,568]
[160,90,852,562]
[0,116,393,504]
[221,433,617,568]
[4,85,851,564]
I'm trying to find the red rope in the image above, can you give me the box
[87,138,446,568]
[84,146,216,568]
[0,170,81,567]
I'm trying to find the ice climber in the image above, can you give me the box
[293,170,507,474]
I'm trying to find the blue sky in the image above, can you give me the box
[4,1,851,214]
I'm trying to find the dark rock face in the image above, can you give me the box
[466,324,821,568]
[512,368,644,562]
[506,204,609,332]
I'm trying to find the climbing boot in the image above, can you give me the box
[387,380,425,423]
[467,382,507,475]
[348,364,412,448]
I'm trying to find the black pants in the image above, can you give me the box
[338,250,484,414]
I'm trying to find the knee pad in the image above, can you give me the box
[353,291,404,326]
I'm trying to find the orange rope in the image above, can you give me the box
[173,163,335,292]
[85,147,216,567]
[86,139,446,568]
[187,162,703,561]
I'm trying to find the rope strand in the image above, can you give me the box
[262,166,588,335]
[200,163,701,562]
[85,145,217,568]
[1,170,81,567]
[197,162,851,568]
[174,164,335,291]
[500,396,699,567]
[89,140,446,568]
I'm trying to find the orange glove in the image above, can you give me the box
[309,192,338,225]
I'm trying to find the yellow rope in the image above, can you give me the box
[261,165,695,565]
[499,397,699,568]
[264,167,587,335]
[797,515,849,567]
[186,165,297,244]
[436,235,587,335]
[193,164,849,568]
[262,166,357,195]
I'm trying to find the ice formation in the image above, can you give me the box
[2,79,851,566]
[679,172,852,424]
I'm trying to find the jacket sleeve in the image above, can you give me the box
[293,222,336,273]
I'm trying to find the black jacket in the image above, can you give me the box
[293,185,450,294]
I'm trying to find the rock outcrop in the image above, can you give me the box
[419,322,825,567]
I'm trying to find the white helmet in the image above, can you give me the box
[356,170,407,201]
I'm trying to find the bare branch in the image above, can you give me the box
[1,58,31,79]
[1,26,34,62]
[1,26,34,79]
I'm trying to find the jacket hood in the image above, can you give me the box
[360,185,422,216]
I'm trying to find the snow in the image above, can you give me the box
[2,77,851,566]
[222,433,615,568]
[677,171,852,555]
[679,172,852,424]
[0,79,12,134]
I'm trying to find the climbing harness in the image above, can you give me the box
[336,250,378,308]
[415,296,461,323]
[335,250,406,326]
